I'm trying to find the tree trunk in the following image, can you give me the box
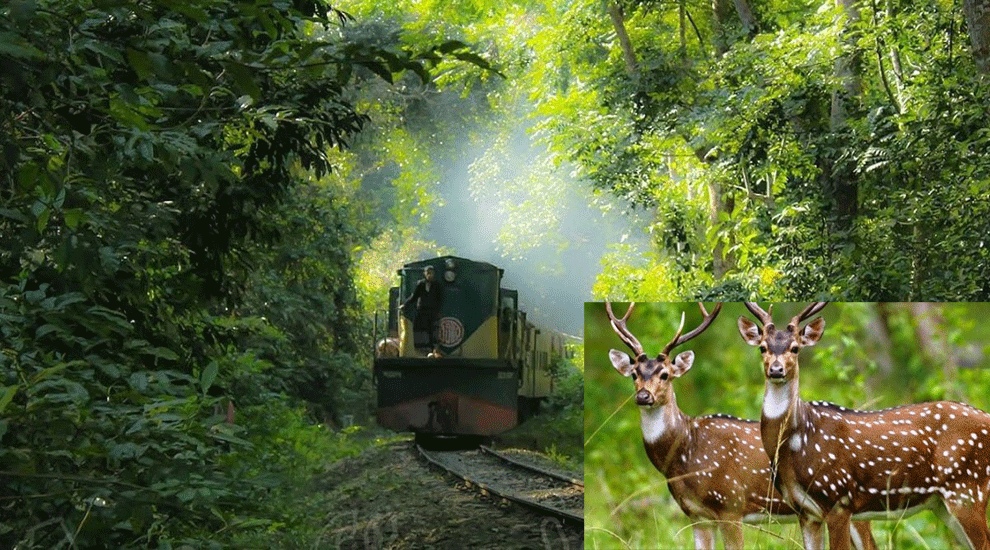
[963,0,990,73]
[909,303,961,398]
[828,0,864,229]
[734,0,760,37]
[609,0,743,279]
[708,181,736,278]
[885,0,906,100]
[711,0,735,57]
[865,303,895,393]
[830,0,863,130]
[607,2,638,75]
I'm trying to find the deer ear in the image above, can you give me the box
[800,317,825,346]
[738,316,763,346]
[670,350,694,378]
[610,349,636,377]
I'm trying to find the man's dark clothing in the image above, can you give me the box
[404,279,441,312]
[403,279,441,348]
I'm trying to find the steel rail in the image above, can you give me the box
[414,444,583,527]
[478,445,584,488]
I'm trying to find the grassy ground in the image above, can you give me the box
[312,436,583,549]
[497,408,583,472]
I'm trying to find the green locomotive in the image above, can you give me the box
[373,256,567,436]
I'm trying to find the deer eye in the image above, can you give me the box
[659,371,669,380]
[759,345,767,353]
[790,346,799,354]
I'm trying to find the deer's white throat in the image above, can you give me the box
[763,380,794,419]
[640,404,676,443]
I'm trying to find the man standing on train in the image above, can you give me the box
[401,265,442,354]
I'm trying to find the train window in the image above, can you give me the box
[500,289,517,311]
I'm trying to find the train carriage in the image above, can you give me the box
[373,256,560,436]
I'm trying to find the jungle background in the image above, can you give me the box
[585,302,990,549]
[2,0,990,546]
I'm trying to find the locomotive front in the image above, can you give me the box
[373,256,520,436]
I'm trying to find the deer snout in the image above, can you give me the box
[635,389,655,406]
[768,361,786,380]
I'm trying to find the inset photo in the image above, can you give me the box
[585,302,990,550]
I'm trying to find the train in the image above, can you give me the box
[372,256,573,436]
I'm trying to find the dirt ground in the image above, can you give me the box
[314,439,582,550]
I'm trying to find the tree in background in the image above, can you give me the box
[352,0,989,301]
[534,0,990,300]
[964,0,990,73]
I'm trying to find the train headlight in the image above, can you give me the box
[444,270,456,282]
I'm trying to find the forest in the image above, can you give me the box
[1,0,989,547]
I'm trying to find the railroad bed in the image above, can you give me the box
[416,443,584,527]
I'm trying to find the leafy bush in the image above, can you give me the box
[0,0,488,546]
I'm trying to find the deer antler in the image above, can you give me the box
[605,302,646,360]
[662,302,723,356]
[789,302,827,328]
[608,302,723,360]
[744,302,774,327]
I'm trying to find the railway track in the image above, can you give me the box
[415,443,583,527]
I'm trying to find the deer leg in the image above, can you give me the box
[936,500,990,550]
[717,519,743,550]
[824,509,853,550]
[692,524,716,550]
[799,516,825,550]
[849,521,876,550]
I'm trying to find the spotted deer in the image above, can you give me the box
[738,302,990,550]
[607,302,875,550]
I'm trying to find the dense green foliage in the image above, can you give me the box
[585,302,990,549]
[535,0,990,299]
[6,0,984,544]
[0,1,492,547]
[339,0,990,301]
